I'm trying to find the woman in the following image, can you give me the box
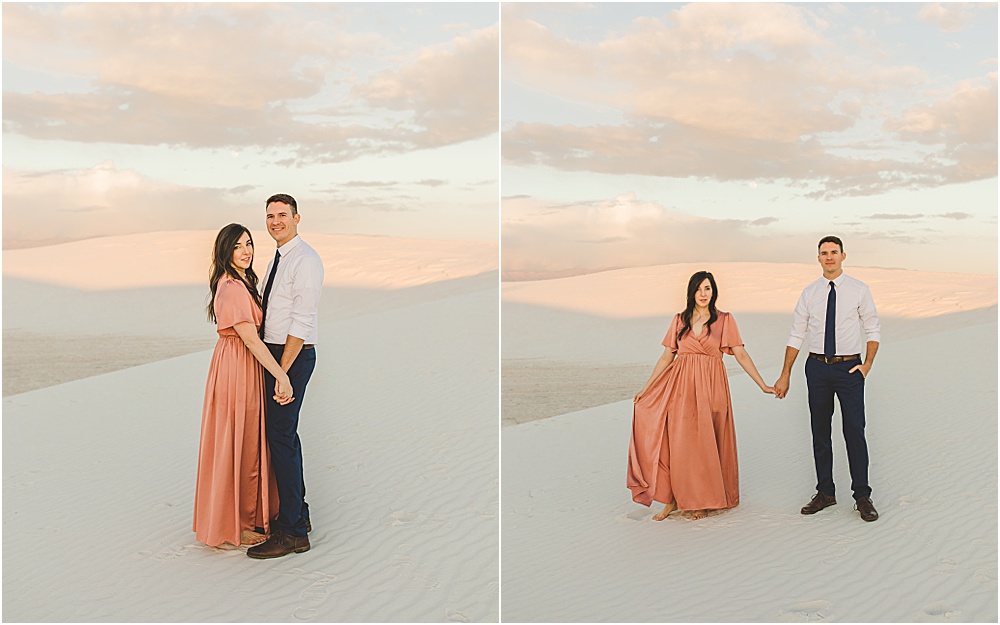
[193,223,294,547]
[628,271,773,520]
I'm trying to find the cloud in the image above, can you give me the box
[503,120,965,200]
[750,217,779,226]
[2,161,448,248]
[348,23,499,148]
[501,4,997,198]
[2,4,498,164]
[917,3,981,32]
[867,213,925,220]
[883,72,998,183]
[2,162,255,246]
[864,212,981,222]
[227,184,259,195]
[502,192,802,274]
[342,180,401,188]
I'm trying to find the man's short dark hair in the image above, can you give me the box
[818,235,843,253]
[266,193,298,216]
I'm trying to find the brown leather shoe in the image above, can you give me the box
[306,519,312,533]
[800,492,837,514]
[855,497,879,522]
[247,529,310,559]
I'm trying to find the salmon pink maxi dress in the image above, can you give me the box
[628,311,743,511]
[193,277,279,546]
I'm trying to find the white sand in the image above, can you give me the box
[2,231,498,396]
[3,232,499,621]
[501,263,998,622]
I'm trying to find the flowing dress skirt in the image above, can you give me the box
[193,331,279,546]
[628,312,741,511]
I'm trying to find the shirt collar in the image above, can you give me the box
[826,272,847,286]
[276,234,302,257]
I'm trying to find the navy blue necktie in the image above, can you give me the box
[824,281,836,358]
[259,249,280,339]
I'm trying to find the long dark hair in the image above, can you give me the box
[207,223,263,322]
[677,271,719,341]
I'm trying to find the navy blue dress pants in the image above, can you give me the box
[805,357,872,500]
[263,344,316,538]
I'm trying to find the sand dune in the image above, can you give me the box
[501,263,997,621]
[3,232,499,621]
[502,263,998,423]
[2,231,497,396]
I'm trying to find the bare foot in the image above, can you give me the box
[241,530,266,545]
[681,508,725,520]
[652,501,677,521]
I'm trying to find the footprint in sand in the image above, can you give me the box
[292,572,337,621]
[778,600,830,622]
[917,601,961,622]
[143,544,193,560]
[411,568,441,591]
[621,509,648,522]
[390,543,414,568]
[973,568,997,583]
[388,511,427,526]
[444,608,470,622]
[821,538,853,565]
[935,558,958,574]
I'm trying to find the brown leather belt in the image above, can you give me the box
[809,352,860,364]
[266,343,314,350]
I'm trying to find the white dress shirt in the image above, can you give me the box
[787,272,880,356]
[261,235,324,345]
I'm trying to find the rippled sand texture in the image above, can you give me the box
[501,263,997,622]
[3,232,499,622]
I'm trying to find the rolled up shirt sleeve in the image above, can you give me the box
[787,290,810,349]
[287,254,324,341]
[858,284,881,343]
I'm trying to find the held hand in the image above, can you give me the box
[849,362,871,378]
[773,374,790,399]
[274,376,295,405]
[761,385,776,395]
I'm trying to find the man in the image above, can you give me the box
[774,236,880,522]
[248,193,325,558]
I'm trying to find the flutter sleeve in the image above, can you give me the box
[660,313,683,353]
[719,312,744,355]
[215,279,256,331]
